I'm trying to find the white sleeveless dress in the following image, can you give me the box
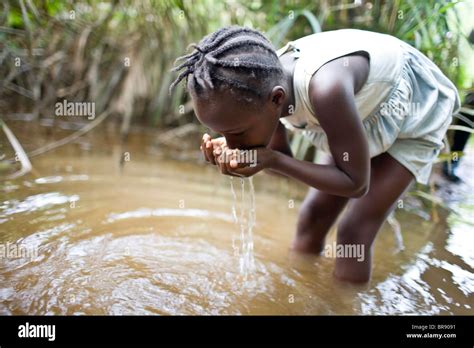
[277,29,460,185]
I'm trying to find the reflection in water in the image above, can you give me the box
[106,208,234,223]
[0,122,472,315]
[1,192,79,216]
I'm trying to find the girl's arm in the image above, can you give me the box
[267,120,293,157]
[264,120,292,177]
[269,55,370,198]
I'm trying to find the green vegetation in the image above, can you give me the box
[1,0,473,211]
[1,1,471,129]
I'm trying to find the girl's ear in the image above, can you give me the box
[270,86,286,106]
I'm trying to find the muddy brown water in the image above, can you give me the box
[0,120,473,315]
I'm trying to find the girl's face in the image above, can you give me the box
[192,87,286,150]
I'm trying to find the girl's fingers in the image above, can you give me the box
[217,158,231,176]
[201,134,217,165]
[230,158,239,168]
[227,149,248,169]
[216,150,236,177]
[200,134,210,162]
[206,141,217,165]
[205,134,220,165]
[201,144,212,163]
[211,137,226,149]
[223,150,244,177]
[214,147,248,177]
[211,137,229,165]
[212,146,222,164]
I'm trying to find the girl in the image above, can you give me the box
[170,26,460,283]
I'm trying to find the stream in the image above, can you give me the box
[0,120,472,315]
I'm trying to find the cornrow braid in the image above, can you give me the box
[169,26,284,102]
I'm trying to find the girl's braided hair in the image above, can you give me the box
[169,26,284,102]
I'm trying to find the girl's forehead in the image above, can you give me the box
[194,90,258,113]
[193,94,257,130]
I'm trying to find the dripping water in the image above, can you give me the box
[229,176,256,277]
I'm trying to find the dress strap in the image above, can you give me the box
[276,41,301,58]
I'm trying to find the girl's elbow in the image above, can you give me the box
[351,182,369,198]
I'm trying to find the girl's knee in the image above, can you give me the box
[299,192,347,223]
[337,209,386,246]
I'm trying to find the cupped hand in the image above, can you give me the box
[200,133,228,165]
[215,146,276,178]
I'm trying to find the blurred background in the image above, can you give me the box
[1,0,473,158]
